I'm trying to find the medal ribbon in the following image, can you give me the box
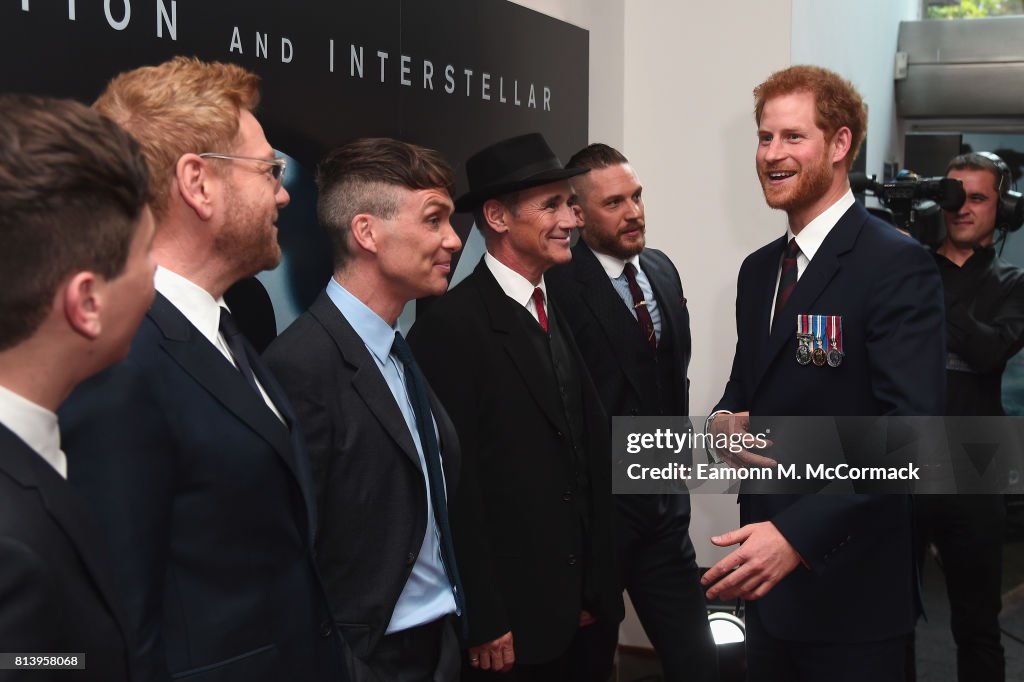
[827,315,843,353]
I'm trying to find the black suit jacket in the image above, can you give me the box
[263,291,461,661]
[547,242,691,419]
[716,201,945,642]
[59,293,344,682]
[547,241,693,542]
[407,259,623,665]
[0,424,132,682]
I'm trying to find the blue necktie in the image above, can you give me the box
[391,332,466,618]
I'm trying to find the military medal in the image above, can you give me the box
[795,316,812,365]
[811,315,827,366]
[826,315,844,368]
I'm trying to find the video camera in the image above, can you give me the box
[850,171,965,244]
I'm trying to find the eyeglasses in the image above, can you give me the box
[198,152,288,190]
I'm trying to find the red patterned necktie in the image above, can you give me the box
[532,287,548,332]
[773,238,801,326]
[623,263,657,352]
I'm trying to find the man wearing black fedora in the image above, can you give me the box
[408,133,623,681]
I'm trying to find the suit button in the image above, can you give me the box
[555,430,565,439]
[407,552,416,565]
[630,409,639,416]
[567,554,577,566]
[562,491,574,502]
[320,620,334,638]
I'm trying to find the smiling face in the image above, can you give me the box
[756,91,849,231]
[575,163,645,259]
[488,180,577,284]
[375,185,461,305]
[943,167,1000,251]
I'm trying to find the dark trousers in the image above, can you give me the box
[914,494,1005,682]
[573,495,717,682]
[349,615,460,682]
[460,651,569,682]
[745,601,913,682]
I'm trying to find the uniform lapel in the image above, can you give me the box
[753,203,864,393]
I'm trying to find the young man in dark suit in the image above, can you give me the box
[408,133,623,681]
[59,58,346,682]
[0,94,155,681]
[264,138,465,681]
[700,65,945,681]
[546,143,717,682]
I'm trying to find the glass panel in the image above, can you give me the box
[926,0,1024,19]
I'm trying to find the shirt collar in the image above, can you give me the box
[591,248,641,280]
[154,266,228,347]
[0,384,65,478]
[325,277,397,364]
[789,189,855,261]
[484,252,547,307]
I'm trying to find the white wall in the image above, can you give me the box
[791,0,921,177]
[508,0,625,147]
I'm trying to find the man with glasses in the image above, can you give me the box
[60,57,347,682]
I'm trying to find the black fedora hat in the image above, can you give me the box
[454,133,589,212]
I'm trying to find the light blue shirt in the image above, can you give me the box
[592,250,663,343]
[325,278,457,632]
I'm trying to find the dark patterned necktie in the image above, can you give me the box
[390,332,466,617]
[773,239,801,327]
[219,307,261,395]
[623,263,657,352]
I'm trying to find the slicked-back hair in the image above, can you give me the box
[94,56,261,220]
[566,143,629,171]
[754,65,867,169]
[0,94,150,351]
[316,137,455,269]
[947,152,1008,194]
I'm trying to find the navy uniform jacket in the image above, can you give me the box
[716,200,945,642]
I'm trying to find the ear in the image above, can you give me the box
[176,153,216,221]
[63,271,102,340]
[481,199,509,235]
[831,126,853,166]
[348,213,380,255]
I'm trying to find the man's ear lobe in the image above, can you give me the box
[64,271,102,340]
[176,154,216,220]
[832,127,853,165]
[482,199,509,234]
[349,213,379,255]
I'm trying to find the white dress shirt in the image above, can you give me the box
[769,189,856,329]
[0,384,66,477]
[484,252,548,322]
[155,267,284,422]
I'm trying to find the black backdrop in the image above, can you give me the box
[2,0,589,326]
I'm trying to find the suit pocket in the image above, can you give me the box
[170,643,280,681]
[336,622,372,660]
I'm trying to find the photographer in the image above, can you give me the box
[915,151,1024,682]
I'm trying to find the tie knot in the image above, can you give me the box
[784,238,801,259]
[532,287,545,306]
[623,262,638,281]
[219,307,241,338]
[391,331,414,365]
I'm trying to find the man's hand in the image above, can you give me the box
[709,411,776,468]
[467,631,514,672]
[700,522,803,601]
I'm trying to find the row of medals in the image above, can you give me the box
[796,333,843,368]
